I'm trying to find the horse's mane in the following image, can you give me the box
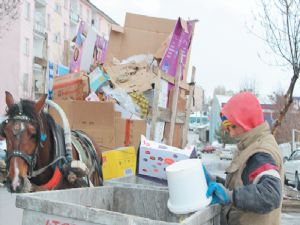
[6,99,38,121]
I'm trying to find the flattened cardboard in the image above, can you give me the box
[106,13,175,62]
[105,13,194,82]
[49,100,146,151]
[105,62,158,93]
[50,100,116,150]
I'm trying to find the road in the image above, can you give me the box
[0,187,23,225]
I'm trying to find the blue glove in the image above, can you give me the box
[202,165,211,184]
[206,182,232,205]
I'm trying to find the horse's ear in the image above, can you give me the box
[34,94,47,114]
[5,91,15,109]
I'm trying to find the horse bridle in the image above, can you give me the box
[0,106,43,177]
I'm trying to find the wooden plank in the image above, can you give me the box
[182,66,196,148]
[150,71,161,140]
[153,67,189,91]
[168,50,182,145]
[147,109,186,124]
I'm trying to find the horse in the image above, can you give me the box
[1,91,103,193]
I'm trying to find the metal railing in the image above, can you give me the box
[34,21,46,36]
[35,0,46,7]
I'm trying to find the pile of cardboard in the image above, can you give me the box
[48,12,196,182]
[50,100,146,152]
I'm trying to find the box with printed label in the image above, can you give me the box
[102,146,136,181]
[138,135,196,180]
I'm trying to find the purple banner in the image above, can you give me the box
[70,21,87,73]
[159,18,194,83]
[93,35,108,65]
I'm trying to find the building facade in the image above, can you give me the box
[0,0,117,115]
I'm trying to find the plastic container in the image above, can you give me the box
[166,159,211,214]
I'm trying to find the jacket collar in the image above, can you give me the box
[236,122,270,151]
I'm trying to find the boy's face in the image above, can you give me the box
[226,125,245,138]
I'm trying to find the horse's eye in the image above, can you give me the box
[27,125,37,139]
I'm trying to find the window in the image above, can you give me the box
[24,38,29,56]
[47,14,51,31]
[23,73,29,92]
[24,1,30,20]
[53,32,61,44]
[54,3,62,14]
[64,0,68,9]
[290,150,300,160]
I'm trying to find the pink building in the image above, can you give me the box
[0,0,116,115]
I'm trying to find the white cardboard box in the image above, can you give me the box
[138,135,196,180]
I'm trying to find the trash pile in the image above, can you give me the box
[48,12,197,182]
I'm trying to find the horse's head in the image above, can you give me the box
[1,91,47,192]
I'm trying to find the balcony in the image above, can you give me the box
[35,0,46,8]
[34,21,46,37]
[70,10,79,24]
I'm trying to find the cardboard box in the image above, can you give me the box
[105,13,194,82]
[115,117,146,152]
[88,67,110,92]
[53,72,90,100]
[138,135,196,180]
[102,146,136,181]
[50,100,146,151]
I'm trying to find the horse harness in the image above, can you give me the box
[1,102,102,188]
[0,103,44,177]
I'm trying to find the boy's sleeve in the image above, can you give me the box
[232,152,282,214]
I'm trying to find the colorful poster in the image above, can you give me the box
[70,21,87,73]
[159,18,194,85]
[93,35,108,65]
[47,62,56,99]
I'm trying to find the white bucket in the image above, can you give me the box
[166,159,211,214]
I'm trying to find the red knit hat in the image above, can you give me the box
[221,92,264,131]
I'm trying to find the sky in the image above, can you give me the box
[91,0,299,99]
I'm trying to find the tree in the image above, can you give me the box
[256,0,300,135]
[239,77,259,96]
[213,86,226,96]
[269,90,300,143]
[0,0,21,38]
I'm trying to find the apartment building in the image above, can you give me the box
[0,0,117,114]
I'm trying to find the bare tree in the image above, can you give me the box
[239,76,259,96]
[257,0,300,135]
[213,86,226,96]
[0,0,21,38]
[269,89,300,143]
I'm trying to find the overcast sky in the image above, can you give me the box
[91,0,299,98]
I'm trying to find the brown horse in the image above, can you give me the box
[1,92,103,193]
